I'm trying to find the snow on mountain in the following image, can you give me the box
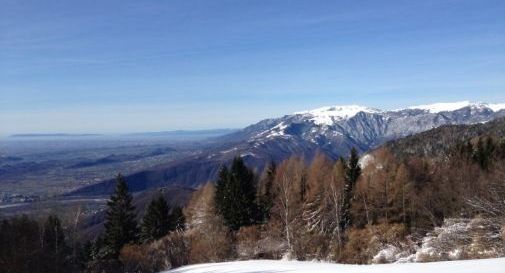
[295,105,380,126]
[251,101,505,144]
[407,101,505,113]
[488,103,505,112]
[165,258,505,273]
[72,101,505,194]
[407,101,475,113]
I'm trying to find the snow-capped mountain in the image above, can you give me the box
[220,101,505,156]
[73,101,505,194]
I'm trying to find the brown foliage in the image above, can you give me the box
[184,182,235,263]
[119,231,189,273]
[341,223,407,264]
[187,227,234,264]
[120,244,156,273]
[236,225,262,259]
[269,156,307,257]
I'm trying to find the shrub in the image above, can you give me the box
[120,244,153,273]
[236,225,262,259]
[150,231,189,269]
[414,217,504,262]
[341,223,408,264]
[187,227,234,264]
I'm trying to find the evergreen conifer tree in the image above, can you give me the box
[168,206,186,231]
[215,156,257,230]
[339,148,361,233]
[258,162,276,221]
[473,137,496,170]
[41,215,69,273]
[140,196,171,243]
[102,174,138,258]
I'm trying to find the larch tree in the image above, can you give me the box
[185,183,234,263]
[270,156,306,257]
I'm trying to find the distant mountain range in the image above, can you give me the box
[71,101,505,196]
[9,129,238,140]
[124,129,239,140]
[10,133,104,138]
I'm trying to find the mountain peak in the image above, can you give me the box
[406,101,505,113]
[295,105,380,126]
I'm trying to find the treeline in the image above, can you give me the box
[178,136,505,264]
[0,175,185,273]
[0,215,76,273]
[2,136,505,272]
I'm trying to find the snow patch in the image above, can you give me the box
[296,105,380,126]
[165,258,505,273]
[266,122,288,138]
[407,101,505,113]
[240,152,257,158]
[488,103,505,112]
[359,154,374,168]
[252,122,289,140]
[220,147,238,154]
[408,101,474,113]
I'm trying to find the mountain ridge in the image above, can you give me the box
[70,101,505,196]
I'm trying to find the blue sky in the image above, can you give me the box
[1,0,504,135]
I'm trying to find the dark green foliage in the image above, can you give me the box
[41,215,69,273]
[140,196,171,243]
[457,136,505,169]
[0,215,41,273]
[340,148,361,233]
[169,206,186,231]
[90,235,105,261]
[103,174,138,258]
[472,137,496,170]
[0,215,72,273]
[299,169,308,202]
[215,156,258,231]
[385,117,505,159]
[78,240,93,269]
[258,162,276,222]
[458,140,475,161]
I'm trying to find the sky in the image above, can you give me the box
[1,0,504,135]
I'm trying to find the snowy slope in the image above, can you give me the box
[408,101,505,113]
[72,101,505,194]
[165,258,505,273]
[295,105,380,126]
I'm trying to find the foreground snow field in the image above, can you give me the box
[165,258,505,273]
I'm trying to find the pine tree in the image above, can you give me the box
[339,148,361,234]
[140,196,171,243]
[168,206,186,231]
[258,162,276,222]
[215,156,257,231]
[41,215,69,273]
[473,137,496,170]
[102,174,138,258]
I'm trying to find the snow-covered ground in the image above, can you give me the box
[165,258,505,273]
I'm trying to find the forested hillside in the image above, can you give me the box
[2,119,505,273]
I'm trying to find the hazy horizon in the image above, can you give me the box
[2,100,505,137]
